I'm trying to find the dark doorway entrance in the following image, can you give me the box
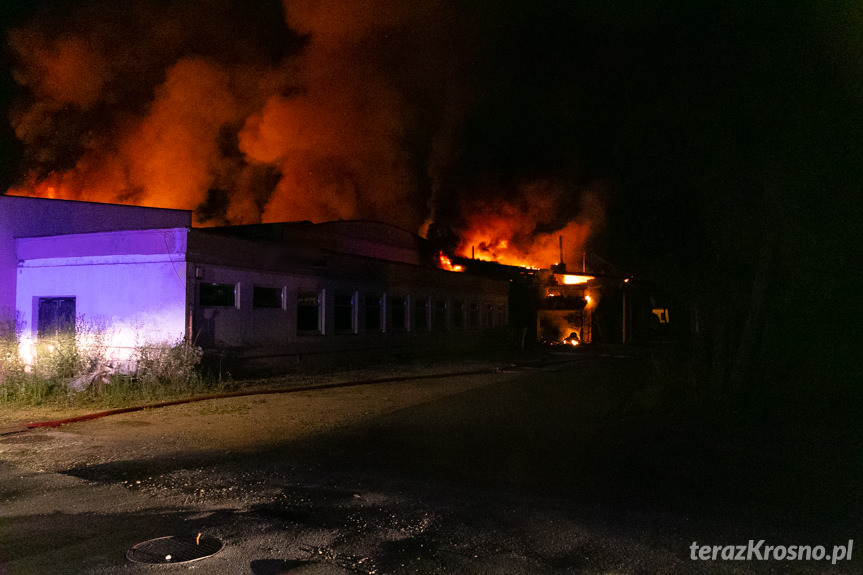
[37,297,76,339]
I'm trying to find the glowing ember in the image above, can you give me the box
[559,274,594,285]
[438,252,464,272]
[562,331,581,346]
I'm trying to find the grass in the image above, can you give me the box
[0,318,216,419]
[0,372,225,408]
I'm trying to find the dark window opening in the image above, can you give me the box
[390,297,406,331]
[334,291,356,334]
[200,283,236,307]
[433,300,448,331]
[297,290,322,333]
[452,301,464,329]
[365,293,383,332]
[253,286,283,309]
[37,297,76,339]
[486,304,495,328]
[414,296,429,331]
[468,302,479,329]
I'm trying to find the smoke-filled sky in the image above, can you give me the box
[1,0,861,272]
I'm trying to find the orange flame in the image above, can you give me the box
[454,181,605,270]
[438,252,464,272]
[455,205,593,269]
[6,1,459,232]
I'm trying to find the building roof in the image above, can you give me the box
[201,220,431,266]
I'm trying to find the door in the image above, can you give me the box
[37,297,76,339]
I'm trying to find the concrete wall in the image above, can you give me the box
[0,195,190,312]
[186,230,510,373]
[15,228,189,366]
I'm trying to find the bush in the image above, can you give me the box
[134,338,203,387]
[0,316,208,407]
[0,308,24,384]
[33,316,112,393]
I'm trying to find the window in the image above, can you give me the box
[37,297,76,339]
[390,297,407,330]
[433,300,448,331]
[497,306,507,327]
[253,286,283,309]
[451,300,464,329]
[414,296,429,331]
[486,303,495,328]
[334,291,356,334]
[200,283,236,307]
[297,290,323,333]
[468,302,480,329]
[365,293,383,332]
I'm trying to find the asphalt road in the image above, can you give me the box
[0,354,859,574]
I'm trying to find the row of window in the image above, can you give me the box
[199,282,507,335]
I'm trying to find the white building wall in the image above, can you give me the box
[0,195,190,312]
[15,228,189,367]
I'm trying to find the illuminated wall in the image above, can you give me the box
[15,228,189,366]
[0,195,189,313]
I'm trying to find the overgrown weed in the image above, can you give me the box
[0,317,217,409]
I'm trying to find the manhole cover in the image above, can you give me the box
[126,534,223,564]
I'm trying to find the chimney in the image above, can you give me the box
[551,235,566,274]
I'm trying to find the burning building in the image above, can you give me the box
[1,196,512,374]
[537,269,595,346]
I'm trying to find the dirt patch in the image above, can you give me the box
[0,356,515,430]
[0,371,503,475]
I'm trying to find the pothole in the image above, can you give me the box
[126,534,223,564]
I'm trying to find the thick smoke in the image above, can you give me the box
[8,0,294,219]
[6,0,452,229]
[6,0,603,264]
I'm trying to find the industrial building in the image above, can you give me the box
[1,196,510,374]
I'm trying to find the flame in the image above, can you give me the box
[456,210,592,269]
[438,252,464,272]
[562,331,581,346]
[560,274,593,285]
[453,181,604,269]
[7,1,602,247]
[6,1,462,232]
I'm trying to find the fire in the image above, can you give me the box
[456,216,592,269]
[560,274,593,285]
[452,181,604,270]
[437,252,464,272]
[562,331,580,346]
[5,1,457,232]
[6,1,604,246]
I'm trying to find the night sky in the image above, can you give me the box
[2,1,861,389]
